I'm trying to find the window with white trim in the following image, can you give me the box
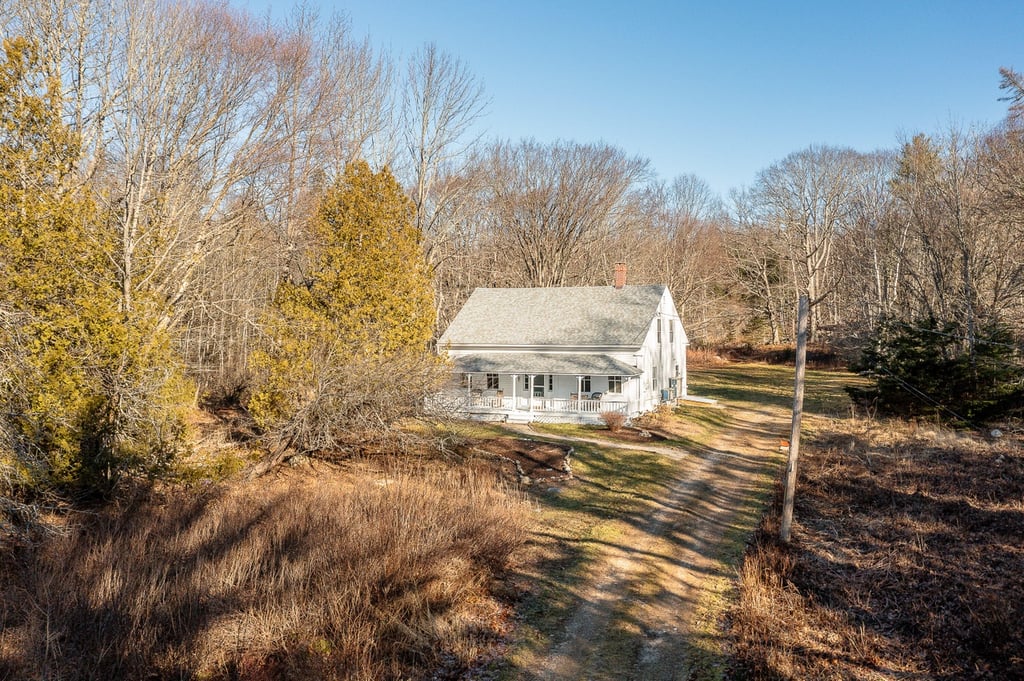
[608,376,622,393]
[581,376,592,392]
[669,320,674,343]
[486,373,499,389]
[656,318,662,343]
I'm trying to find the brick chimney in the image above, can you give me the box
[613,262,627,289]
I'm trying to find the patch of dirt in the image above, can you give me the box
[470,437,573,483]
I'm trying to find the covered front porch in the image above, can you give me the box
[443,352,642,424]
[458,392,629,424]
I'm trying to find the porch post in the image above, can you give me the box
[576,376,582,411]
[466,373,472,399]
[511,374,518,410]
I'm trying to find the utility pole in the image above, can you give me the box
[781,294,809,542]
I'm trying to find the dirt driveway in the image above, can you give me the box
[509,404,784,681]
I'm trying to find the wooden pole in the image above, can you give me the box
[781,294,809,543]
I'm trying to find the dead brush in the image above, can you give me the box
[730,415,1024,679]
[1,463,529,680]
[599,410,627,433]
[685,345,723,367]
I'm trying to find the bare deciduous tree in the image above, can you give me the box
[479,139,649,287]
[728,188,791,343]
[399,43,488,335]
[836,150,907,327]
[626,174,732,338]
[402,42,486,240]
[893,129,1024,352]
[752,145,862,338]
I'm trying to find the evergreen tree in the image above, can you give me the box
[850,316,1024,422]
[248,160,442,453]
[0,38,191,497]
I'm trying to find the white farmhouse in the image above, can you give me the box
[437,268,688,424]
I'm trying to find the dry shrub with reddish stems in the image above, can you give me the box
[0,463,529,680]
[599,410,627,433]
[730,419,1024,680]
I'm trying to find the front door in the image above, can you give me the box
[526,375,545,397]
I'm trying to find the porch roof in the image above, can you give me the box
[450,352,641,377]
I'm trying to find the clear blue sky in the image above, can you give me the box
[239,0,1023,198]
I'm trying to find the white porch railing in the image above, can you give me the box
[426,390,633,423]
[465,394,628,415]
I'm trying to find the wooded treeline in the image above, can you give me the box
[1,1,1023,494]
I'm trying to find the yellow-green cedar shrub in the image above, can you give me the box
[0,38,191,495]
[248,160,442,452]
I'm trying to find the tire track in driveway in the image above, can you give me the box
[510,409,782,680]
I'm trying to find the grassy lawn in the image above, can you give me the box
[504,436,681,673]
[689,363,866,418]
[500,362,865,679]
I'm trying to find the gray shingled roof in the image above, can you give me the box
[450,352,641,376]
[439,285,667,348]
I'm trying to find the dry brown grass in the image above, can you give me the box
[0,461,529,680]
[687,345,729,367]
[730,419,1024,679]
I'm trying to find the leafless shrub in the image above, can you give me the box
[599,410,627,433]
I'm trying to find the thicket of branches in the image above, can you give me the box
[1,0,1023,506]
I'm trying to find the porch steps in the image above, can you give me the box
[468,413,509,423]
